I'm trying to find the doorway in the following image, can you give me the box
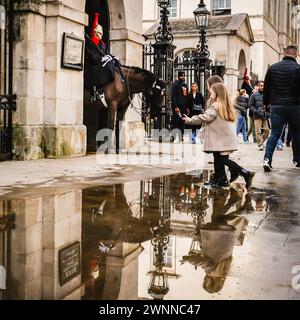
[84,0,110,152]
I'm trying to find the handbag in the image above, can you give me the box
[193,104,203,112]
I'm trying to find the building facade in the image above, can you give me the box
[143,0,300,94]
[1,0,144,161]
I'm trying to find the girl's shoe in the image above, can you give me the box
[230,171,239,183]
[212,176,229,188]
[242,170,255,189]
[204,174,218,186]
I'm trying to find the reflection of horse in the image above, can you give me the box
[84,66,164,150]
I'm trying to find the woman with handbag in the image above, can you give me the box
[187,83,205,144]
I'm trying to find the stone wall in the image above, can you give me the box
[12,0,145,160]
[7,191,83,300]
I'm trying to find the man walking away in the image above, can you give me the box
[248,81,270,151]
[263,46,300,171]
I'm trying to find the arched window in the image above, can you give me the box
[175,49,197,64]
[174,50,198,89]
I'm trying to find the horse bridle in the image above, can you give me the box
[125,67,162,117]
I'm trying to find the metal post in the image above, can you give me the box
[193,0,211,102]
[152,0,176,133]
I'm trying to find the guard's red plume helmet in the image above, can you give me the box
[91,13,100,46]
[244,68,250,85]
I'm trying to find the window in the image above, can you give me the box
[212,0,231,16]
[153,241,173,268]
[169,0,178,18]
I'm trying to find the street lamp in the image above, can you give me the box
[193,0,211,29]
[157,0,170,8]
[193,0,211,101]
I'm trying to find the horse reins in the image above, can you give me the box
[125,67,146,117]
[125,67,161,118]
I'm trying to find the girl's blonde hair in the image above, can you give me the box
[210,83,236,122]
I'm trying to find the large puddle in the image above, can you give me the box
[1,170,300,300]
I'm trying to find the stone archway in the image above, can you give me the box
[84,0,111,152]
[238,49,246,89]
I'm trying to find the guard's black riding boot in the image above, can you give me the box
[241,169,256,189]
[117,66,126,84]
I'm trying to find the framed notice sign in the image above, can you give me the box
[61,33,84,70]
[59,242,81,286]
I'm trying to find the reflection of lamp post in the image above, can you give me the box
[148,267,169,300]
[148,226,170,300]
[193,0,211,101]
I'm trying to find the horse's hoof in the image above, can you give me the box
[105,148,116,155]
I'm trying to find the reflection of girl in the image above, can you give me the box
[203,256,233,294]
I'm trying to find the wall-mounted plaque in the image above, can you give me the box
[61,33,84,70]
[59,242,81,286]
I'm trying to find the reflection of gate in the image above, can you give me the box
[0,201,15,300]
[0,0,16,161]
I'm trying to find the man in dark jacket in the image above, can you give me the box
[171,71,189,141]
[263,45,300,171]
[248,81,270,151]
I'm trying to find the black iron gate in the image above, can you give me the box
[143,43,174,138]
[174,51,226,101]
[0,0,16,161]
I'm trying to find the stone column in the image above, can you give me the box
[12,0,87,160]
[42,191,82,300]
[10,197,43,300]
[103,243,142,300]
[43,0,86,159]
[13,1,46,160]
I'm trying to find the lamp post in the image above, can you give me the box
[193,0,211,101]
[152,0,176,133]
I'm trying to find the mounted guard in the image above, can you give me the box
[84,13,126,101]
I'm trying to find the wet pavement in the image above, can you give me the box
[0,169,300,300]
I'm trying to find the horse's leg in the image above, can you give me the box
[116,104,130,152]
[106,101,118,152]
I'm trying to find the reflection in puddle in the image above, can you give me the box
[0,171,278,300]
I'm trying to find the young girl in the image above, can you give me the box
[183,83,255,189]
